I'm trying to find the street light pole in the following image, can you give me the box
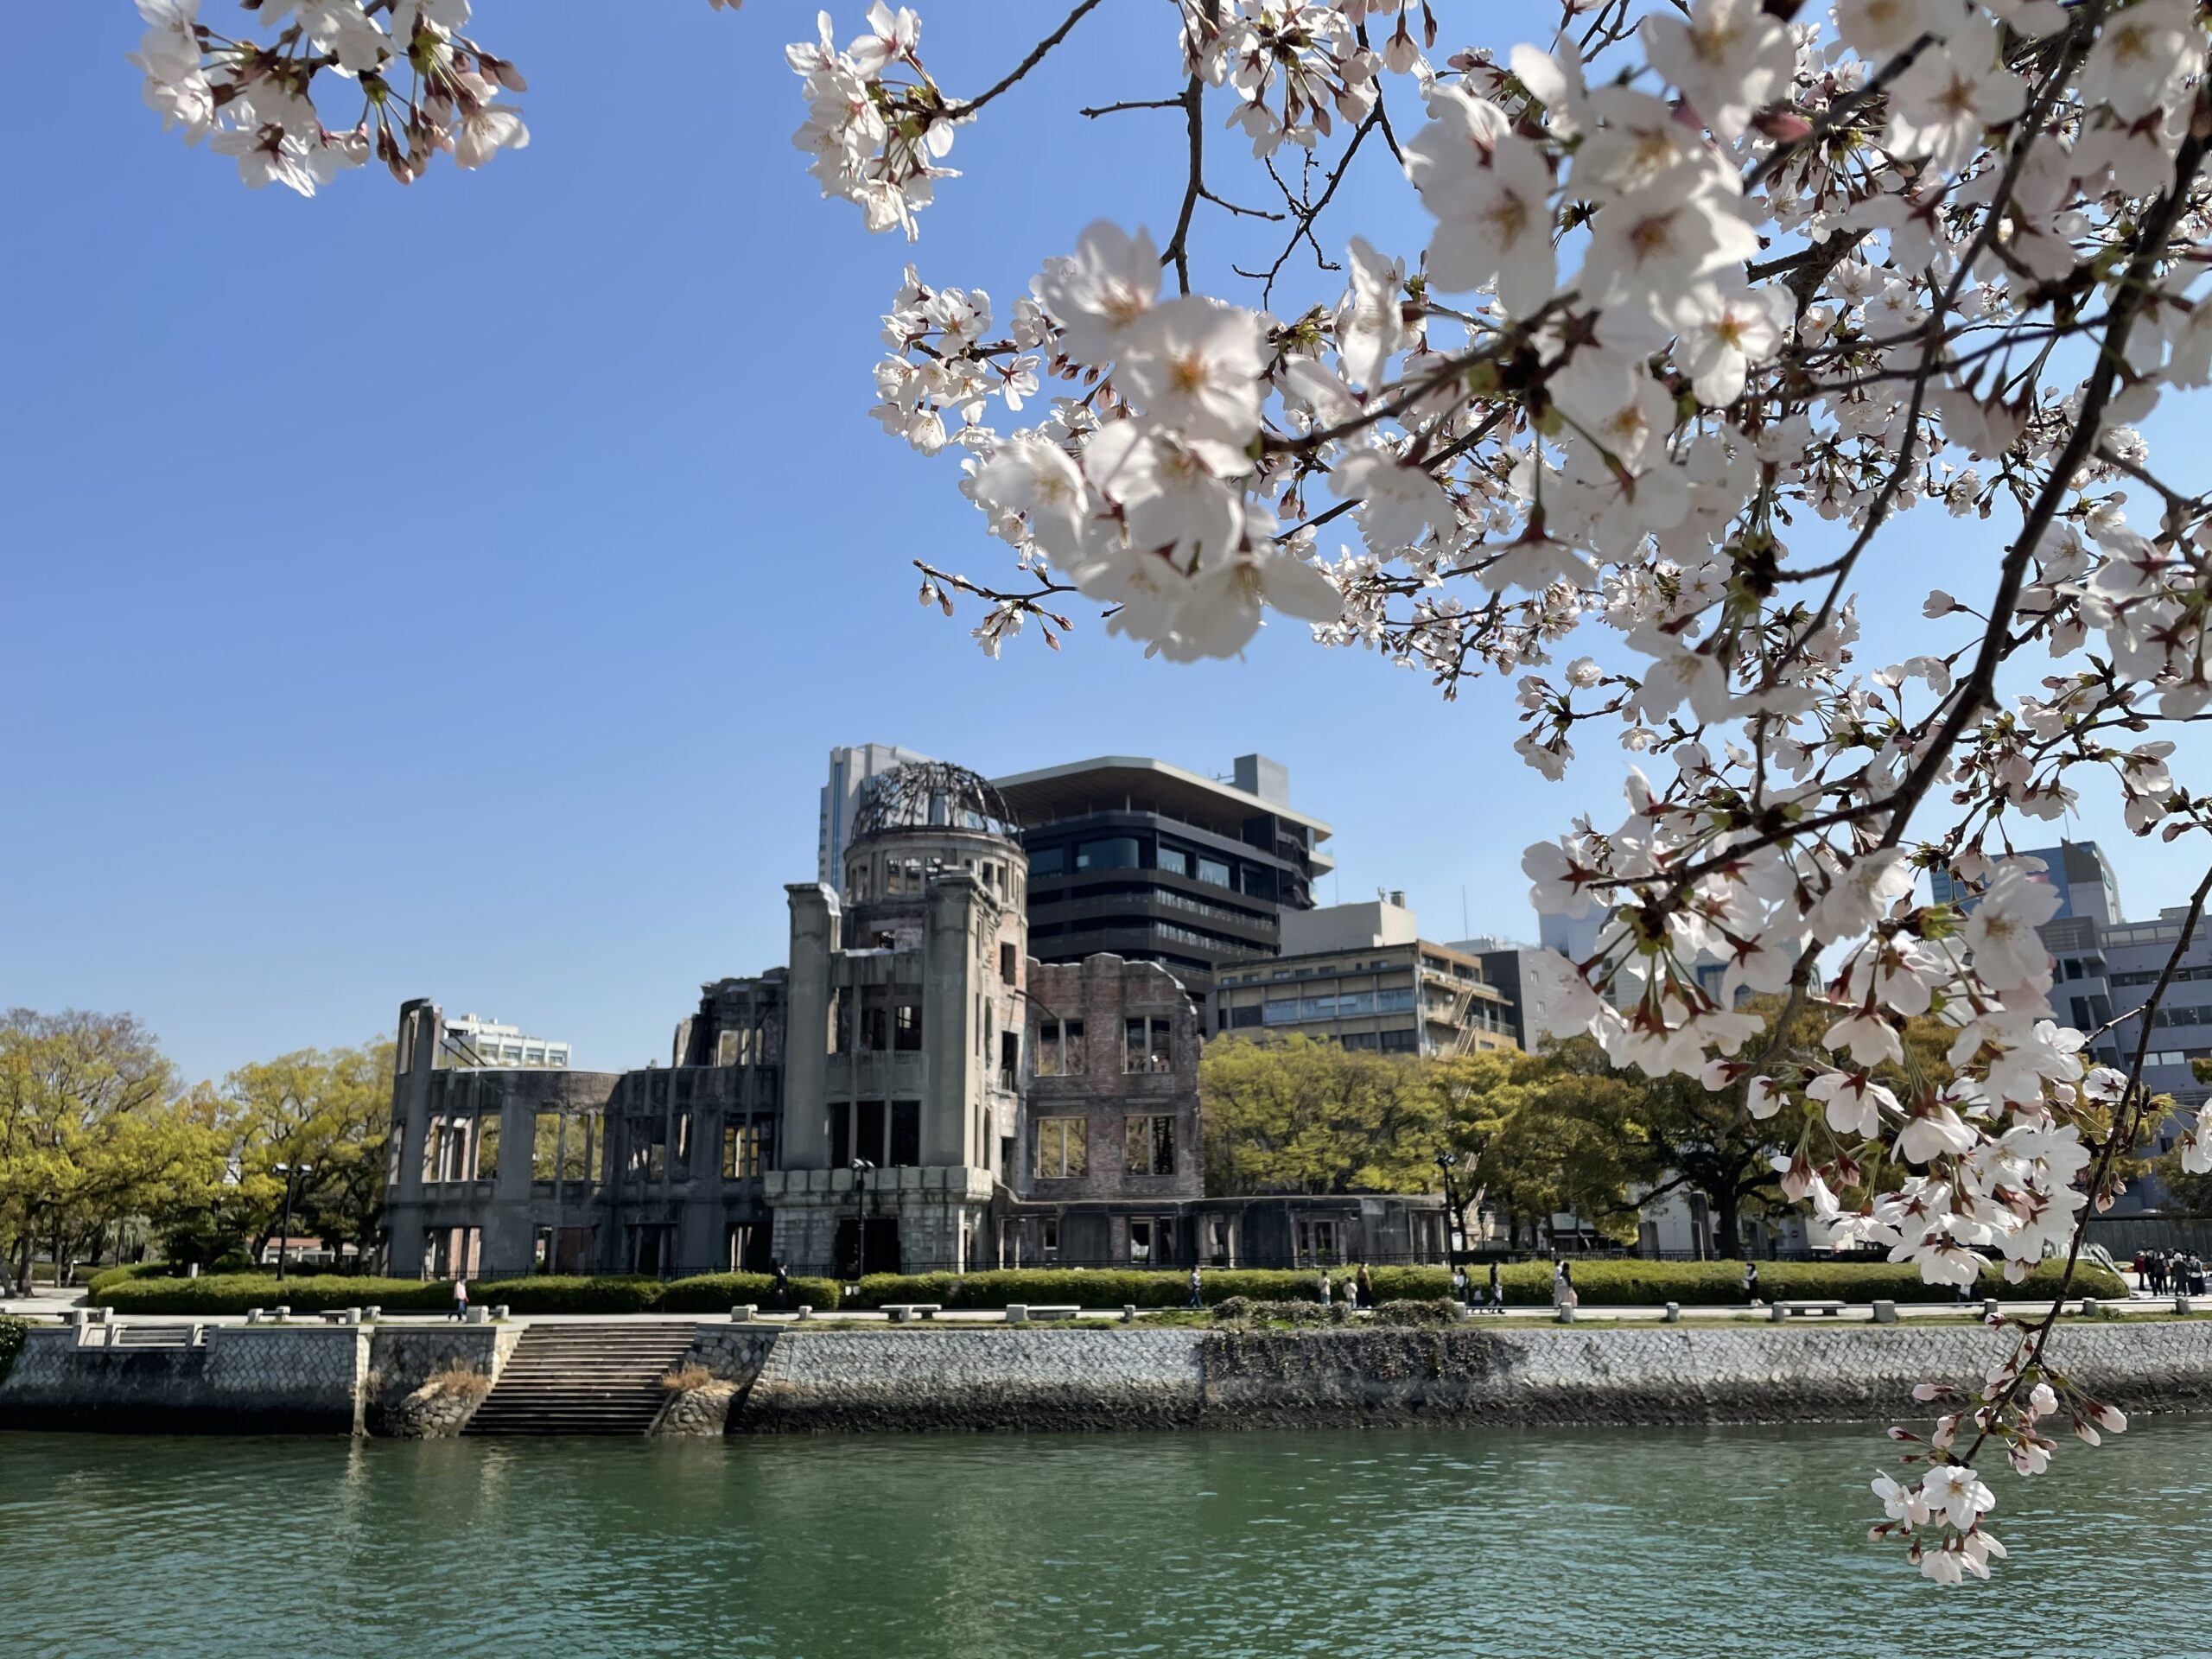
[849,1159,874,1277]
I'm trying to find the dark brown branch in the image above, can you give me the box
[950,0,1107,117]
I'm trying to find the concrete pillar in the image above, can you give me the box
[923,875,982,1168]
[782,884,841,1170]
[1872,1300,1898,1324]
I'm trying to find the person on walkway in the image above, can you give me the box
[1551,1259,1573,1312]
[772,1259,792,1311]
[1488,1261,1505,1313]
[1342,1274,1358,1312]
[2193,1254,2208,1297]
[450,1276,469,1322]
[1317,1268,1332,1306]
[1356,1263,1375,1312]
[1187,1264,1204,1310]
[1452,1266,1469,1306]
[1743,1262,1762,1306]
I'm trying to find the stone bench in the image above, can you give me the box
[1769,1300,1847,1320]
[1003,1304,1081,1323]
[883,1304,942,1323]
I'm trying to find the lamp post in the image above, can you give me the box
[272,1160,314,1285]
[849,1159,875,1277]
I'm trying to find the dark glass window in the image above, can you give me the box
[1077,837,1141,871]
[1198,855,1231,887]
[1157,844,1193,878]
[1028,845,1067,876]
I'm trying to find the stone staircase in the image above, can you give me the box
[465,1323,702,1436]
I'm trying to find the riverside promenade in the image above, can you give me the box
[8,1288,2212,1440]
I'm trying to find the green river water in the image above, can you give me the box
[3,1422,2206,1657]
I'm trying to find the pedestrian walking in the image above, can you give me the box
[1317,1268,1332,1306]
[1187,1264,1204,1310]
[1743,1262,1762,1306]
[772,1259,792,1311]
[1342,1274,1359,1312]
[1552,1259,1573,1313]
[1452,1266,1469,1306]
[450,1276,469,1322]
[1488,1261,1504,1313]
[1356,1262,1374,1312]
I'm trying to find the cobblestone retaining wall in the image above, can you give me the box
[736,1328,1206,1433]
[0,1325,366,1432]
[13,1319,2212,1436]
[726,1321,2212,1433]
[367,1326,518,1438]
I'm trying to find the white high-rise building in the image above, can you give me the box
[441,1014,569,1069]
[818,743,934,882]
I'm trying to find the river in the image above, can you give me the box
[3,1422,2200,1657]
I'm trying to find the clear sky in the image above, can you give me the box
[5,2,2205,1086]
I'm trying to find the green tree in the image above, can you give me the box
[0,1010,229,1291]
[1199,1034,1446,1196]
[224,1041,393,1267]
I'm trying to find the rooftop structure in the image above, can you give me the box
[1213,900,1518,1057]
[991,752,1333,991]
[1933,841,2122,926]
[438,1014,569,1070]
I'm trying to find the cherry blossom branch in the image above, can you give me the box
[949,0,1108,117]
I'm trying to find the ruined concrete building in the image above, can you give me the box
[382,760,1446,1279]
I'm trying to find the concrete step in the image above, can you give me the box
[465,1322,702,1436]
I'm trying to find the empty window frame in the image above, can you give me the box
[1125,1114,1176,1175]
[1124,1015,1173,1073]
[1034,1116,1088,1179]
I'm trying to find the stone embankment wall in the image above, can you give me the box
[368,1326,518,1438]
[648,1327,779,1437]
[10,1319,2212,1435]
[722,1321,2212,1433]
[0,1325,367,1432]
[740,1328,1204,1433]
[0,1324,518,1434]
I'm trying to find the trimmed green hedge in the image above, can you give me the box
[840,1267,1453,1310]
[842,1259,2124,1310]
[92,1271,843,1316]
[86,1262,176,1295]
[87,1259,2122,1317]
[656,1272,842,1313]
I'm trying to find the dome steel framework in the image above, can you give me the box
[849,760,1020,844]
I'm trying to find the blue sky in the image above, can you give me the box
[5,2,2205,1085]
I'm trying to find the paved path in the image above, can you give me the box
[3,1286,2186,1327]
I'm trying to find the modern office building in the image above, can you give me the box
[1933,840,2122,925]
[383,759,1443,1279]
[990,753,1333,992]
[2041,903,2212,1118]
[818,742,934,883]
[439,1014,570,1069]
[1452,937,1540,1050]
[1211,899,1519,1056]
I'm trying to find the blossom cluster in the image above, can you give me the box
[1875,1350,2126,1582]
[129,0,529,194]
